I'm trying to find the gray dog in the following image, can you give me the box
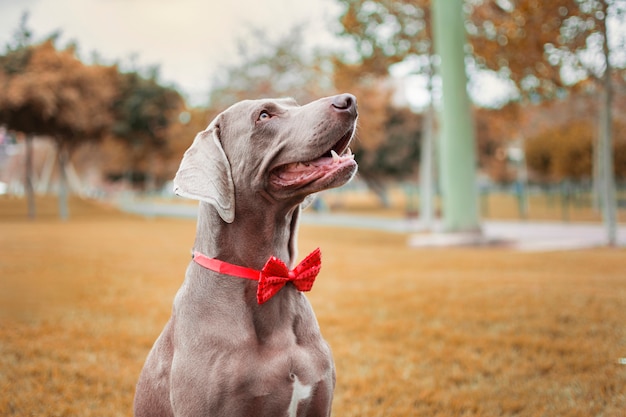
[134,94,358,417]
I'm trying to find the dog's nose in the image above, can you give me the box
[331,94,357,115]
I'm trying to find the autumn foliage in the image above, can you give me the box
[469,0,587,98]
[0,40,118,147]
[333,0,626,184]
[2,2,626,196]
[0,30,184,200]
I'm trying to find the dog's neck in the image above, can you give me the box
[193,201,300,271]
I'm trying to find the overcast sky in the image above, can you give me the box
[0,0,343,105]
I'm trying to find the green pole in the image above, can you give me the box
[432,0,480,233]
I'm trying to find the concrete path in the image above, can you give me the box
[119,200,626,251]
[302,212,625,251]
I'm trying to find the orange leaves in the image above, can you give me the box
[0,40,119,144]
[336,0,432,74]
[525,126,592,182]
[521,93,598,182]
[332,57,394,159]
[468,0,604,98]
[524,117,626,182]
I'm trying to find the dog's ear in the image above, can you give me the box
[173,124,235,223]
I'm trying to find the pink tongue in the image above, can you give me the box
[275,157,334,181]
[276,165,309,181]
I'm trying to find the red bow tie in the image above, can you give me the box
[192,248,322,304]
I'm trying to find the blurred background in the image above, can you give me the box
[2,2,626,416]
[0,0,625,233]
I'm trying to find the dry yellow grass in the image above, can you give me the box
[1,196,625,416]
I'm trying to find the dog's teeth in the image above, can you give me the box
[346,148,353,156]
[331,150,340,162]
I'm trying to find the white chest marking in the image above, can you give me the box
[287,375,312,417]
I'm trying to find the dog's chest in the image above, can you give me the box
[172,275,334,415]
[172,333,333,416]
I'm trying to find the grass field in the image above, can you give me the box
[1,196,625,416]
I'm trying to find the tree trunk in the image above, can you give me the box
[38,144,56,194]
[598,83,617,246]
[145,150,157,194]
[24,135,36,219]
[598,0,617,246]
[363,175,390,208]
[592,128,601,211]
[57,144,70,221]
[419,62,436,230]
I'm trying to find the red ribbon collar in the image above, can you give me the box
[192,248,322,304]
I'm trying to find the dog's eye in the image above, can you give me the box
[257,111,271,122]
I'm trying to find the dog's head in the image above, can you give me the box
[173,94,358,223]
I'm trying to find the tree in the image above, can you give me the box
[469,0,625,245]
[474,102,520,183]
[469,0,625,96]
[522,90,626,182]
[102,106,213,190]
[0,13,36,217]
[333,0,435,152]
[111,70,183,191]
[332,59,393,152]
[468,0,588,100]
[525,121,594,181]
[352,104,422,205]
[334,1,431,204]
[0,36,119,219]
[336,0,433,75]
[161,106,212,179]
[335,0,440,213]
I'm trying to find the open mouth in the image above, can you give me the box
[269,126,357,191]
